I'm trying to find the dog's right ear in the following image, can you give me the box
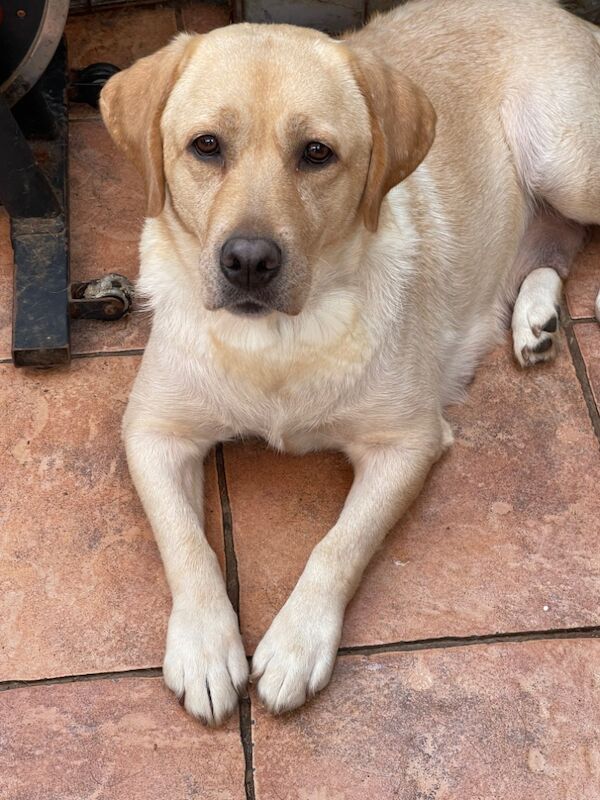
[100,34,196,217]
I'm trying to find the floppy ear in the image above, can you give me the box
[348,46,437,232]
[100,34,196,217]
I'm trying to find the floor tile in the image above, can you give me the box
[0,677,244,800]
[224,338,600,652]
[252,639,600,800]
[69,119,150,354]
[66,6,178,72]
[566,226,600,320]
[574,322,600,412]
[181,1,231,31]
[0,357,224,681]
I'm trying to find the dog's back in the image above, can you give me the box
[351,0,600,396]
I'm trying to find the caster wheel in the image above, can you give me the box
[69,273,135,321]
[70,62,120,109]
[83,273,134,319]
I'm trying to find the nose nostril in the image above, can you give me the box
[220,237,282,291]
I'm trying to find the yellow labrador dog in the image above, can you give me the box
[100,0,600,725]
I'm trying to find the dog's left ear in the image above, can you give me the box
[348,45,437,232]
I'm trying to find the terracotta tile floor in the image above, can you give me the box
[1,4,600,798]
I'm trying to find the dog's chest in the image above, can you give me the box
[210,330,369,391]
[206,312,375,443]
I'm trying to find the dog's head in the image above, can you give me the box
[100,25,435,317]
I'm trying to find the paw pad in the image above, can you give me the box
[532,336,553,354]
[514,310,561,368]
[541,314,558,334]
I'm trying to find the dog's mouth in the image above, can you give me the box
[227,300,272,317]
[209,281,306,317]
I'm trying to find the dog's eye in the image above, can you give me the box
[192,134,220,158]
[302,141,334,166]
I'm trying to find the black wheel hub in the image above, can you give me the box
[0,0,69,105]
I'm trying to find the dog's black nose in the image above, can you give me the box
[220,237,282,290]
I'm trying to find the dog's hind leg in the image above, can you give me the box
[502,21,600,228]
[511,210,586,367]
[502,20,600,330]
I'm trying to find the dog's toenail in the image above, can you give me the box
[533,337,553,354]
[542,315,558,333]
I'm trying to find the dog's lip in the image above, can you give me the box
[228,300,271,316]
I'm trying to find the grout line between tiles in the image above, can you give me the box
[239,696,256,800]
[563,314,600,443]
[0,667,162,693]
[69,110,100,121]
[338,625,600,658]
[215,444,240,615]
[1,627,598,695]
[72,347,146,360]
[215,444,256,800]
[569,316,598,324]
[1,349,145,367]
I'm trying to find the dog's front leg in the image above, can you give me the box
[252,435,445,714]
[125,425,248,725]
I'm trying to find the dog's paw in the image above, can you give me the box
[512,267,562,368]
[512,304,560,367]
[252,594,342,715]
[163,604,248,726]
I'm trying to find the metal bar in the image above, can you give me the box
[11,40,70,367]
[239,0,364,31]
[0,95,60,219]
[12,222,70,366]
[12,84,59,140]
[231,0,244,23]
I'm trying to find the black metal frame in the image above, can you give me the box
[2,42,70,366]
[1,41,132,367]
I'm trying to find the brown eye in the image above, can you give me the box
[302,141,334,166]
[192,134,220,157]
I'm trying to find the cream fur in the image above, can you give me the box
[100,0,600,725]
